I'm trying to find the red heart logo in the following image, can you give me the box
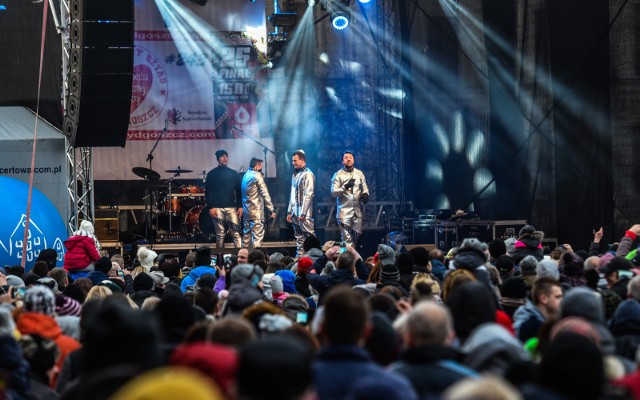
[131,64,153,113]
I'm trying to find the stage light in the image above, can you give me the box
[268,12,298,28]
[331,11,349,30]
[358,0,372,3]
[308,0,318,6]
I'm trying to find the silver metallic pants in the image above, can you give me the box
[291,215,315,256]
[243,219,266,250]
[338,218,362,247]
[212,207,242,248]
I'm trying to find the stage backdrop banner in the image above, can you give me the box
[93,0,275,180]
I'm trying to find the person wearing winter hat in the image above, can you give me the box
[512,224,544,264]
[269,275,288,305]
[133,272,155,292]
[180,247,217,293]
[87,256,113,286]
[63,219,102,280]
[305,246,370,303]
[55,295,82,317]
[36,277,58,294]
[536,258,560,280]
[137,247,158,271]
[275,269,297,294]
[377,244,396,267]
[517,255,539,289]
[294,257,314,297]
[495,255,515,281]
[170,342,238,397]
[19,334,60,398]
[205,149,243,249]
[225,264,266,315]
[16,286,81,383]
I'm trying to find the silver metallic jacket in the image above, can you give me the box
[241,169,274,220]
[330,167,369,220]
[287,167,315,218]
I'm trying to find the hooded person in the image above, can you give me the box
[225,264,265,315]
[462,323,530,375]
[63,220,102,279]
[512,224,544,264]
[19,334,60,398]
[560,287,616,355]
[451,238,495,298]
[180,247,217,293]
[445,282,496,344]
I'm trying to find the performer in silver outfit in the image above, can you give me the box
[241,158,275,249]
[286,149,315,256]
[205,149,243,248]
[330,151,369,246]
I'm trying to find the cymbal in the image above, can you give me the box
[132,167,160,180]
[166,167,193,174]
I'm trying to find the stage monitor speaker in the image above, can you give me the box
[95,222,119,241]
[357,229,386,259]
[436,222,457,251]
[457,221,493,244]
[71,0,134,22]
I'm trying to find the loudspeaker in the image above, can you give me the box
[413,221,436,244]
[64,0,134,148]
[95,219,119,241]
[71,0,134,21]
[71,21,134,48]
[357,229,386,259]
[71,47,133,74]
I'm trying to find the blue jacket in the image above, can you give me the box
[87,270,110,286]
[180,265,217,292]
[314,344,417,400]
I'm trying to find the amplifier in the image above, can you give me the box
[95,209,119,241]
[436,222,458,250]
[541,238,558,254]
[458,220,493,243]
[413,221,436,245]
[493,220,527,240]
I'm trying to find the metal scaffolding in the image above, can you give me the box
[59,0,94,233]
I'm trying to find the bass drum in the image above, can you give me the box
[184,205,214,239]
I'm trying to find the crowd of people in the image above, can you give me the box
[3,222,640,399]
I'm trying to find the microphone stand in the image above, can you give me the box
[142,118,170,243]
[231,125,275,178]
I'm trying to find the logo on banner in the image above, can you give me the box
[228,103,258,137]
[0,177,67,271]
[130,46,169,128]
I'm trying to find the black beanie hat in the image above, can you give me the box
[195,246,211,267]
[95,256,113,274]
[133,272,154,291]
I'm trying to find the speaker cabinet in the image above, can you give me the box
[64,0,134,148]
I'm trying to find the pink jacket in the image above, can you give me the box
[63,235,101,271]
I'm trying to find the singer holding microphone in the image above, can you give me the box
[330,150,370,247]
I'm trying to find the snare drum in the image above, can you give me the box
[184,205,214,238]
[180,184,204,194]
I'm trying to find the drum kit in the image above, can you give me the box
[132,166,214,240]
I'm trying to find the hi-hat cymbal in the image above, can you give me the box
[166,167,194,174]
[132,167,160,180]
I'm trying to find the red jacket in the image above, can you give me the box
[63,235,101,271]
[17,312,81,387]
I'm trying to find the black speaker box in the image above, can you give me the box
[70,72,132,101]
[71,47,133,74]
[71,21,134,48]
[63,115,129,147]
[71,0,134,22]
[413,222,436,244]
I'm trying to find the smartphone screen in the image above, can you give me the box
[296,312,308,324]
[210,255,217,267]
